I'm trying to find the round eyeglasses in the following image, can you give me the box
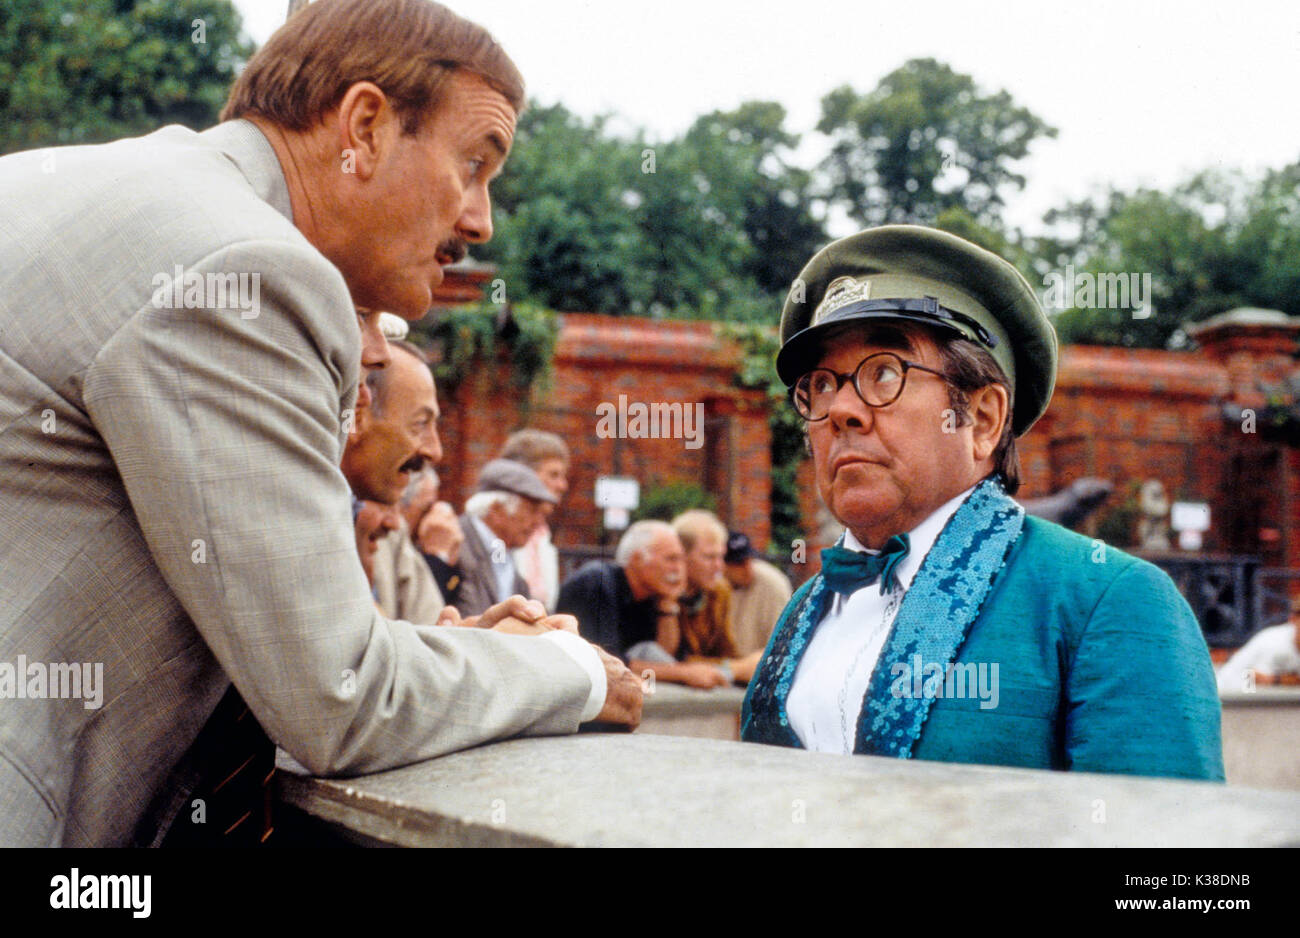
[790,352,952,422]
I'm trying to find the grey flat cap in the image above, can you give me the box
[475,459,558,504]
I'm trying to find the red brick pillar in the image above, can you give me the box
[1188,309,1300,408]
[1189,308,1300,589]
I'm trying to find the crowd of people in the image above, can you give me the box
[343,327,796,689]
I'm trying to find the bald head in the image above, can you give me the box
[367,341,429,417]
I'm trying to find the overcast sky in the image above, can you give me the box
[234,0,1300,234]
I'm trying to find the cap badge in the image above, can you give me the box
[813,276,872,325]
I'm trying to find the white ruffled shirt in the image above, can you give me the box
[787,485,975,754]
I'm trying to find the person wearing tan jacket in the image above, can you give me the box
[672,511,764,684]
[723,531,794,656]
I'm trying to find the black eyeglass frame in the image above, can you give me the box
[789,351,953,422]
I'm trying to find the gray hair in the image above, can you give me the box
[936,336,1020,495]
[671,509,726,552]
[465,490,520,519]
[615,520,675,566]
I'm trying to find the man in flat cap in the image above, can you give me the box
[454,460,559,618]
[742,226,1223,780]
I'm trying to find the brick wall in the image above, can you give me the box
[1021,345,1232,540]
[428,311,1299,589]
[434,314,771,554]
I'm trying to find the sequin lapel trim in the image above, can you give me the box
[741,478,1023,755]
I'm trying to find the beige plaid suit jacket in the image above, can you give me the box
[0,121,593,846]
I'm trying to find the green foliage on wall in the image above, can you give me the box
[1094,480,1141,548]
[630,481,717,523]
[1253,378,1300,447]
[717,322,807,553]
[416,300,558,394]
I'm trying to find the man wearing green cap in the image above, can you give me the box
[741,225,1223,780]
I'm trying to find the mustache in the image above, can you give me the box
[438,239,467,265]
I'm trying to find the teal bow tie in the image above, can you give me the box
[820,533,911,596]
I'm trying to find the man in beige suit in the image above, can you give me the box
[0,0,639,847]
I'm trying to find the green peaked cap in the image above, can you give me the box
[777,225,1058,436]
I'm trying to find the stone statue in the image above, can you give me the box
[1137,479,1172,550]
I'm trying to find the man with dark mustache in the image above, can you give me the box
[0,0,640,847]
[345,339,552,630]
[742,226,1223,780]
[343,333,447,618]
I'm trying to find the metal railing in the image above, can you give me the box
[557,546,616,584]
[1129,552,1294,648]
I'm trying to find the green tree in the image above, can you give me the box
[481,103,649,314]
[630,481,717,523]
[0,0,253,155]
[678,101,827,297]
[1047,165,1300,348]
[628,127,759,319]
[818,58,1057,230]
[483,99,825,323]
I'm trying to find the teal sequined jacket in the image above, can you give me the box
[742,515,1225,781]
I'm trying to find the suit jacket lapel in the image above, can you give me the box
[459,515,532,606]
[460,514,493,575]
[854,478,1024,757]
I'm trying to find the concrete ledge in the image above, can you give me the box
[642,682,747,717]
[1221,687,1300,706]
[637,683,745,740]
[277,734,1300,847]
[1220,687,1300,791]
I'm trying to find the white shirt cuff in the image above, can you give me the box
[541,630,607,722]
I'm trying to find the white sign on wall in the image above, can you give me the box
[1170,502,1210,533]
[595,477,640,511]
[1171,502,1210,551]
